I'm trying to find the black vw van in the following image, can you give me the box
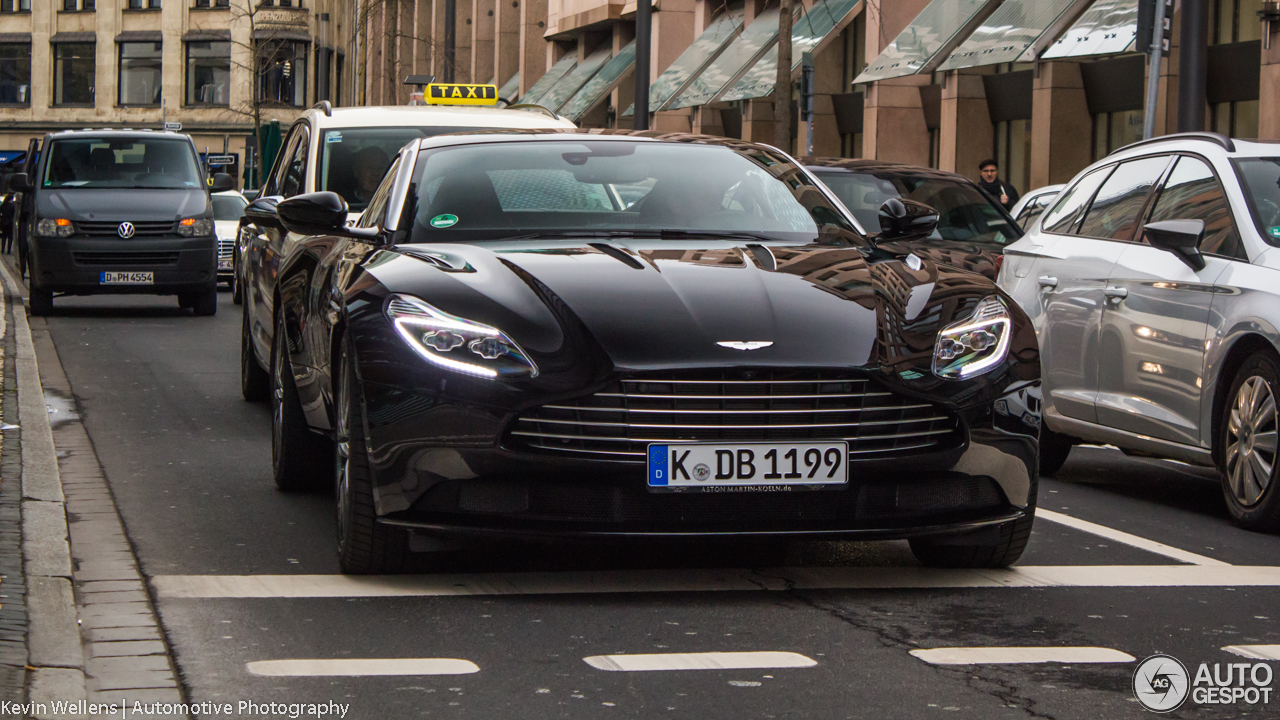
[8,130,234,316]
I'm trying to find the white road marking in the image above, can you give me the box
[152,564,1280,599]
[1222,645,1280,660]
[584,651,816,672]
[1036,509,1229,566]
[246,659,480,676]
[910,647,1135,665]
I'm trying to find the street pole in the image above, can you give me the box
[801,52,814,156]
[633,0,651,130]
[1142,0,1168,139]
[774,0,793,151]
[1177,0,1208,132]
[445,0,457,83]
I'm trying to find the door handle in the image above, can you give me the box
[1037,276,1058,288]
[1105,286,1129,299]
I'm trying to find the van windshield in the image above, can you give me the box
[42,138,203,190]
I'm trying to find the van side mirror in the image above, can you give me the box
[7,173,30,193]
[878,198,940,240]
[210,173,235,193]
[1143,219,1206,271]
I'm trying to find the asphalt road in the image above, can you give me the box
[28,289,1280,719]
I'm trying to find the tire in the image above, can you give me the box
[177,293,195,310]
[191,286,218,317]
[28,287,51,316]
[1220,351,1280,532]
[334,332,411,574]
[232,268,243,305]
[240,305,269,402]
[270,311,332,492]
[909,507,1036,568]
[1039,425,1073,477]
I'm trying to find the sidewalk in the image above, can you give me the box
[0,259,189,719]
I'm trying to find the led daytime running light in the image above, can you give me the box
[386,294,537,379]
[933,296,1012,379]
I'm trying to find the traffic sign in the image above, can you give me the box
[164,121,182,132]
[205,155,236,166]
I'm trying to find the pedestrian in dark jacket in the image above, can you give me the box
[978,159,1020,211]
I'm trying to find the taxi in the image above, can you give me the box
[237,85,575,403]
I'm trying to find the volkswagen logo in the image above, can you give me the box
[117,222,136,239]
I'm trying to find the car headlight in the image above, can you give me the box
[177,217,214,237]
[35,218,74,237]
[385,294,538,379]
[933,296,1012,379]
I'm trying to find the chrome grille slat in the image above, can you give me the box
[508,370,961,463]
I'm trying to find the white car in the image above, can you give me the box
[212,190,247,287]
[1009,184,1063,230]
[998,132,1280,531]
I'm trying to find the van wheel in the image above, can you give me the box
[1221,352,1280,532]
[191,287,218,316]
[28,288,51,316]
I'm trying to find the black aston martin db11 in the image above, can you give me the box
[246,130,1042,574]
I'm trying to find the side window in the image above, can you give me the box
[357,157,400,229]
[263,127,301,197]
[278,127,310,198]
[1076,155,1172,241]
[1042,167,1112,235]
[1148,156,1244,260]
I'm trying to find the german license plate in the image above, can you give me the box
[100,271,153,285]
[647,442,848,490]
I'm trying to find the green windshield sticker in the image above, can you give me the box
[430,214,459,229]
[1270,226,1280,239]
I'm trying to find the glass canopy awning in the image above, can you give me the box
[669,7,781,109]
[520,54,577,107]
[938,0,1090,70]
[853,0,999,83]
[535,46,614,111]
[721,0,862,102]
[498,72,520,102]
[1041,0,1138,59]
[559,40,637,121]
[624,8,744,116]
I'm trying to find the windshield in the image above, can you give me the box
[318,126,488,211]
[814,170,1022,247]
[403,140,860,244]
[42,138,203,189]
[1235,158,1280,244]
[212,194,247,221]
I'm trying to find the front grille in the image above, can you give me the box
[76,220,175,237]
[72,251,180,267]
[217,237,235,259]
[509,370,960,462]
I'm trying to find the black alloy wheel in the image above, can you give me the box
[909,503,1036,568]
[334,332,411,574]
[240,304,269,402]
[269,311,332,492]
[1220,351,1280,532]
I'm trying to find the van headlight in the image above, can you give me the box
[36,218,74,237]
[177,217,214,237]
[385,294,538,379]
[933,296,1012,379]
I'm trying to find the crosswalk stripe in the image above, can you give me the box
[1222,645,1280,660]
[584,651,816,672]
[1036,509,1229,566]
[246,659,480,676]
[152,565,1280,599]
[910,647,1135,665]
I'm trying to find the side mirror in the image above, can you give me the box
[209,173,235,193]
[277,192,349,236]
[1143,219,1205,271]
[7,172,30,193]
[878,198,940,240]
[244,195,283,229]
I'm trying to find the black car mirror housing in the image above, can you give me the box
[1143,219,1206,271]
[209,173,235,193]
[878,198,940,240]
[7,172,30,193]
[278,191,381,242]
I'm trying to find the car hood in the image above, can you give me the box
[368,239,996,373]
[35,188,209,222]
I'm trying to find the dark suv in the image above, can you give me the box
[9,130,234,315]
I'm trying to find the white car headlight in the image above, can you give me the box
[933,296,1012,379]
[385,294,538,379]
[177,217,214,237]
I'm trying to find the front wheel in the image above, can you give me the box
[334,332,411,574]
[240,304,269,402]
[909,509,1035,568]
[191,286,217,317]
[28,287,51,316]
[270,311,332,492]
[1220,352,1280,532]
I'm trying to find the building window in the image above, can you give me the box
[54,42,94,105]
[994,119,1032,196]
[127,0,161,8]
[62,0,93,9]
[257,40,308,107]
[194,0,229,6]
[1091,110,1143,162]
[840,12,865,159]
[186,41,230,105]
[315,47,330,102]
[118,41,161,105]
[1210,0,1261,139]
[257,0,297,6]
[1,0,32,12]
[334,51,343,106]
[0,43,30,104]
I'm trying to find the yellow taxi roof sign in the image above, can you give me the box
[425,83,500,106]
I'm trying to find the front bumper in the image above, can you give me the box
[30,236,217,294]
